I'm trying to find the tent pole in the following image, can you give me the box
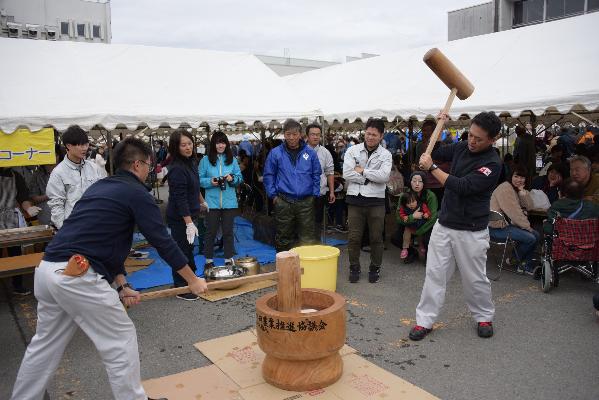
[107,130,114,176]
[319,115,327,244]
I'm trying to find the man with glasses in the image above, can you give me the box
[47,126,103,229]
[11,137,207,400]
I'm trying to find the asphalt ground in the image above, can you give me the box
[1,187,597,399]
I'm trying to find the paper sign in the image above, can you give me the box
[0,128,55,167]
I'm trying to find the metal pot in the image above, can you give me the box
[235,256,260,276]
[205,265,246,290]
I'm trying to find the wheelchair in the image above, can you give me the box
[540,217,599,293]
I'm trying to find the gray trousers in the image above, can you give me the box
[12,261,145,400]
[347,204,386,268]
[416,222,495,328]
[204,209,237,259]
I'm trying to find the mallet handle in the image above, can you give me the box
[138,271,279,301]
[424,88,458,156]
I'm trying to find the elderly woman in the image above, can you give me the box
[394,171,438,264]
[489,164,539,275]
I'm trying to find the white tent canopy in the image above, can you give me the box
[286,12,599,122]
[0,39,320,133]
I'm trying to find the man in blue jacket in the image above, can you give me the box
[11,138,206,400]
[264,119,321,251]
[410,111,502,341]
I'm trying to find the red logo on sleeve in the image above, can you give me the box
[478,167,492,176]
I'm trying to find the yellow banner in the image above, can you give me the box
[0,128,55,167]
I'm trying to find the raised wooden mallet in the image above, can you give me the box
[422,48,475,155]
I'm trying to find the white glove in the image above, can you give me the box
[201,202,209,212]
[26,206,42,217]
[185,222,198,245]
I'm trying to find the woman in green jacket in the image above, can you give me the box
[395,171,438,264]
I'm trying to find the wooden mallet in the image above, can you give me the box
[422,48,475,156]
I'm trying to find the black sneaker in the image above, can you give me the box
[13,287,32,296]
[148,397,168,400]
[349,266,361,283]
[176,293,199,301]
[477,322,494,338]
[409,325,432,341]
[368,266,380,283]
[361,246,371,252]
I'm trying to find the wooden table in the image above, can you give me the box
[0,225,54,278]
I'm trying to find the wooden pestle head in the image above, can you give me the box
[423,47,474,100]
[275,251,302,313]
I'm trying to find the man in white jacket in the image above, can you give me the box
[47,126,103,229]
[343,118,392,283]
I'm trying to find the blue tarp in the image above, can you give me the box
[128,216,347,290]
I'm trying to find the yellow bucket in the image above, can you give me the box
[290,245,340,292]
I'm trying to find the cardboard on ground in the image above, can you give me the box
[240,353,439,400]
[142,364,242,400]
[194,330,357,390]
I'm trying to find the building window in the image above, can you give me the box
[77,23,85,37]
[92,25,101,38]
[513,0,544,26]
[565,0,585,14]
[61,21,69,35]
[589,0,599,11]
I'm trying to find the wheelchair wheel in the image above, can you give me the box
[541,259,552,293]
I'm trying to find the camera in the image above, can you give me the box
[216,176,227,191]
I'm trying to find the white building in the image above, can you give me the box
[0,0,111,43]
[449,0,599,41]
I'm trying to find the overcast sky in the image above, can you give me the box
[111,0,483,62]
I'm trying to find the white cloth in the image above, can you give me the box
[310,144,335,195]
[529,189,551,210]
[94,154,108,178]
[11,261,146,400]
[415,222,495,328]
[342,143,392,198]
[46,157,103,228]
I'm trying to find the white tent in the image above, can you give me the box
[286,12,599,122]
[0,39,320,132]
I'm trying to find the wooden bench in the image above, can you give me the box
[0,252,43,278]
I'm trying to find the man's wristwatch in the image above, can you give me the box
[429,163,438,172]
[116,283,133,293]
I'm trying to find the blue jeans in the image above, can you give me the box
[489,226,540,270]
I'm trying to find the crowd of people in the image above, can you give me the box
[3,115,599,400]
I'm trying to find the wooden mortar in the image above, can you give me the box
[255,251,346,391]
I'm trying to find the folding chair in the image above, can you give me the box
[487,210,521,281]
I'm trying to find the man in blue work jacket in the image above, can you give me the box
[264,119,321,251]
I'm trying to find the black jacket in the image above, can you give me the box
[432,141,501,231]
[44,170,188,283]
[166,158,201,220]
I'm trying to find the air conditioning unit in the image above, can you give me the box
[7,22,21,38]
[26,24,39,39]
[46,26,57,40]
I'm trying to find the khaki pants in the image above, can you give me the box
[415,222,495,328]
[12,261,146,400]
[274,196,315,252]
[347,204,386,268]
